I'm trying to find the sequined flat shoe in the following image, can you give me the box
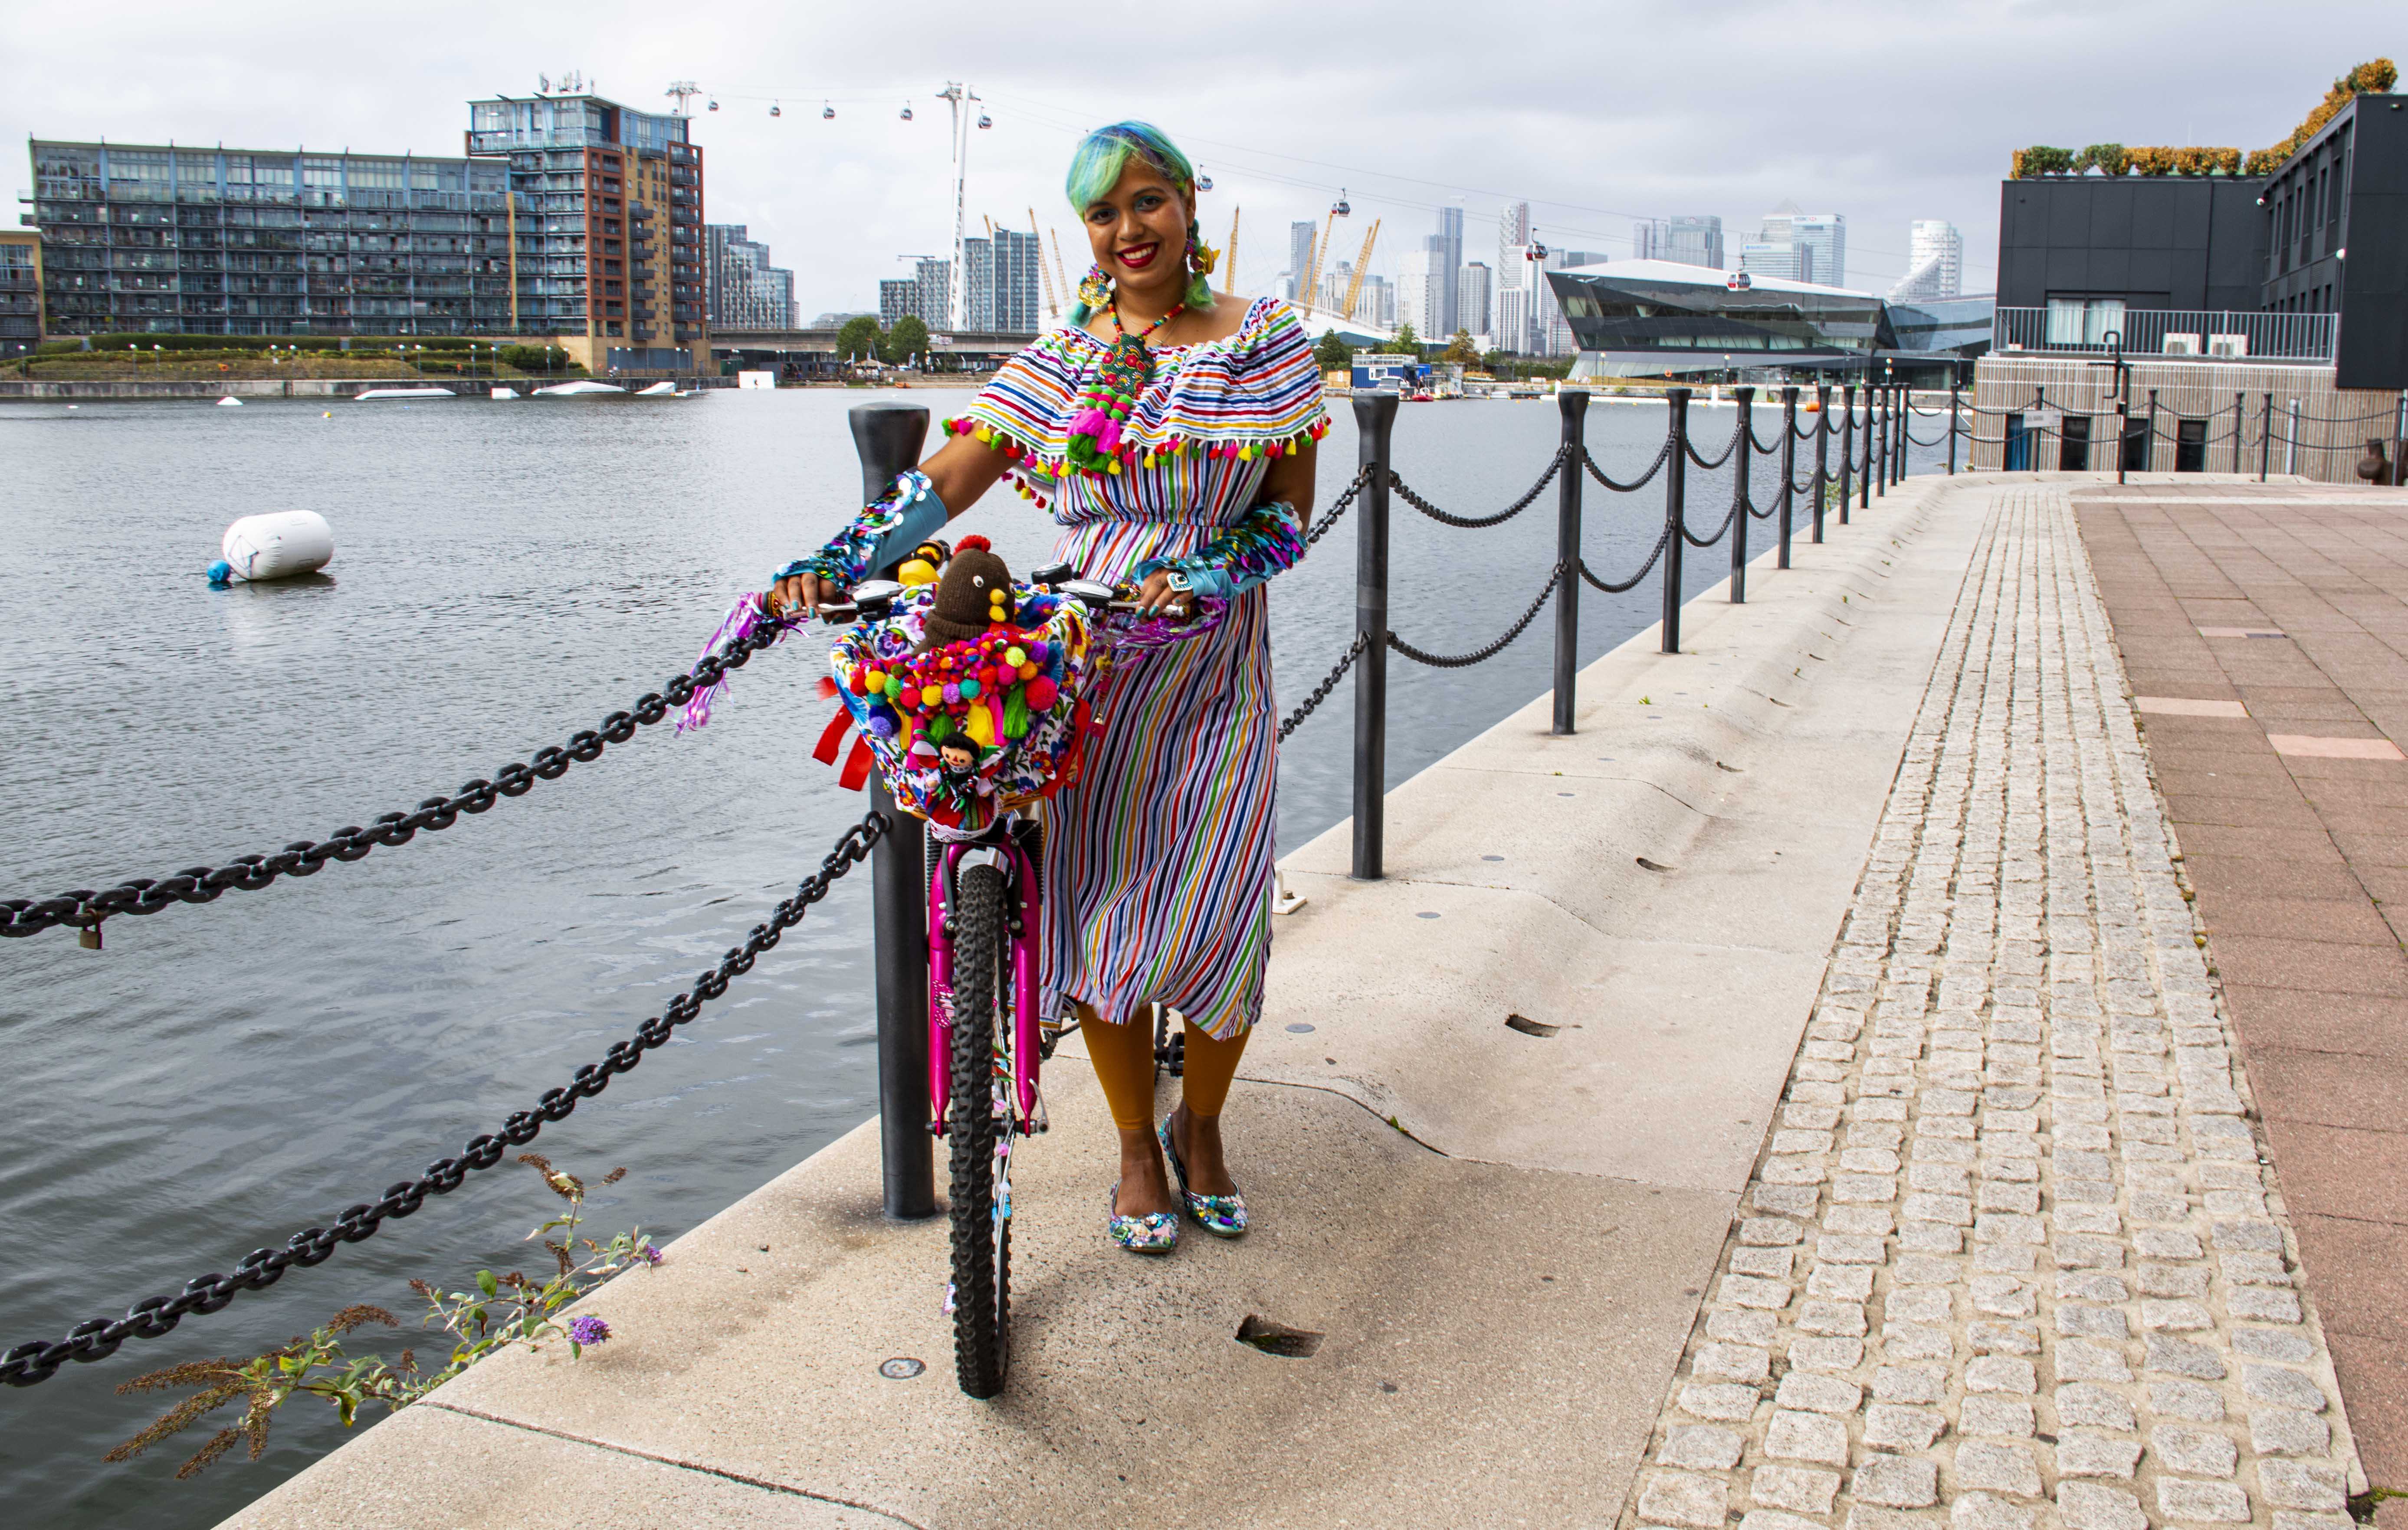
[1106,1184,1178,1255]
[1160,1114,1249,1238]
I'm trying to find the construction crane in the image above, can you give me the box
[1302,200,1344,324]
[1339,217,1381,325]
[1048,228,1075,314]
[1029,209,1060,318]
[1221,207,1240,299]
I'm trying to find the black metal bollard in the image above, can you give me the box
[1731,386,1753,602]
[1778,386,1798,569]
[848,402,937,1221]
[1837,384,1855,525]
[1858,386,1873,513]
[1948,381,1960,475]
[1896,387,1909,483]
[1352,392,1397,881]
[1813,384,1830,544]
[2259,393,2274,483]
[1661,387,1691,654]
[2233,392,2247,476]
[2146,390,2159,473]
[1552,390,1588,735]
[1875,386,1890,496]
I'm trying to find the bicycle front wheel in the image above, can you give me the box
[947,860,1011,1399]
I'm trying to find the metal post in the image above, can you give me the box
[2286,399,2300,478]
[2393,391,2406,488]
[1874,386,1888,495]
[1731,385,1753,602]
[1859,385,1874,512]
[848,402,935,1221]
[1812,384,1829,543]
[2258,393,2273,482]
[1551,390,1588,735]
[1899,387,1911,482]
[2147,390,2159,474]
[1778,385,1798,569]
[1661,388,1691,654]
[1948,381,1961,475]
[2117,398,2130,486]
[1352,392,1397,880]
[1837,384,1854,525]
[2233,392,2247,476]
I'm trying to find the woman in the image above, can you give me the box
[768,121,1324,1255]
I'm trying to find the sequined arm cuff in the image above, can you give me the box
[772,470,949,588]
[1132,500,1307,602]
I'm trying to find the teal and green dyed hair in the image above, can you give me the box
[1064,121,1213,319]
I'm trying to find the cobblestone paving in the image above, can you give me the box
[1623,486,2365,1530]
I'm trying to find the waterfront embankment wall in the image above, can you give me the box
[216,473,1983,1530]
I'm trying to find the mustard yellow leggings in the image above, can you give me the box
[1077,1003,1250,1132]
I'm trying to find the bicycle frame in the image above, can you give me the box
[926,824,1044,1135]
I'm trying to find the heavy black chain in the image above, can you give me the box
[1746,486,1781,520]
[0,621,796,942]
[1583,439,1674,493]
[1388,561,1565,668]
[1278,634,1368,741]
[1684,421,1742,471]
[1306,466,1371,548]
[0,811,884,1389]
[1388,447,1565,529]
[1580,523,1674,593]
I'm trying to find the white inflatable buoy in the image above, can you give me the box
[211,510,334,584]
[217,396,244,407]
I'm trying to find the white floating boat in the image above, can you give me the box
[490,386,519,401]
[633,380,678,397]
[354,387,456,401]
[216,396,244,407]
[532,380,625,397]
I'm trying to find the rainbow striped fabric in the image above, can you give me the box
[970,296,1325,1041]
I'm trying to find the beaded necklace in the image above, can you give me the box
[1062,293,1184,474]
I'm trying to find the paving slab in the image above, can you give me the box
[1615,480,2374,1530]
[2077,479,2408,1492]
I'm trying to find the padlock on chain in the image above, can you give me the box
[79,920,102,951]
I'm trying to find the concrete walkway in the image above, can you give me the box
[2073,480,2408,1521]
[1621,479,2370,1530]
[212,473,2215,1530]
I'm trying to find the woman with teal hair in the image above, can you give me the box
[771,120,1327,1256]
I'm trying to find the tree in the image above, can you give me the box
[1313,328,1354,375]
[836,314,885,364]
[1391,322,1420,356]
[1444,328,1480,365]
[886,314,930,367]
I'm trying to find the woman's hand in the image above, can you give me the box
[767,570,842,619]
[1132,570,1196,623]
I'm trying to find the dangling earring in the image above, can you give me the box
[1186,221,1219,280]
[1077,264,1111,311]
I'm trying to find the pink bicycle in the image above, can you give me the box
[814,557,1214,1397]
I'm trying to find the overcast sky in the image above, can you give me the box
[4,1,2395,317]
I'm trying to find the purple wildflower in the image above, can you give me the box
[640,1244,663,1267]
[567,1316,612,1347]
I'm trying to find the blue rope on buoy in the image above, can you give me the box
[207,561,233,586]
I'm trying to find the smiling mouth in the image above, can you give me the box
[1117,242,1160,270]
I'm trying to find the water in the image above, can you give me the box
[0,385,1953,1526]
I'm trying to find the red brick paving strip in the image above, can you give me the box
[2076,482,2408,1492]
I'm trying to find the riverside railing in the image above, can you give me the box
[0,387,1898,1388]
[1966,384,2408,486]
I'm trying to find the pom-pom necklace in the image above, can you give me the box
[1063,293,1182,476]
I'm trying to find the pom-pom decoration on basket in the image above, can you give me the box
[817,537,1104,829]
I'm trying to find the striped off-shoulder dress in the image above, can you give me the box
[951,295,1328,1041]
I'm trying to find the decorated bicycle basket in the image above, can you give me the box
[815,536,1106,831]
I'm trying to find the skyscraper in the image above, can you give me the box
[1395,245,1440,340]
[1434,205,1464,335]
[1890,220,1963,301]
[1634,215,1725,270]
[705,223,794,329]
[987,228,1041,332]
[1286,220,1316,304]
[1790,215,1845,290]
[1457,261,1492,342]
[1739,241,1808,284]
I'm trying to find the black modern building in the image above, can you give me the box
[1994,92,2408,388]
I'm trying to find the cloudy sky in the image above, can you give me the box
[4,1,2395,317]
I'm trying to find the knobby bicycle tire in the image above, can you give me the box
[948,862,1011,1399]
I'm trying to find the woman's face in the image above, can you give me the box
[1083,158,1190,305]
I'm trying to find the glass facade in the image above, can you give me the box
[30,92,706,355]
[31,140,515,336]
[1550,265,1883,358]
[0,232,41,348]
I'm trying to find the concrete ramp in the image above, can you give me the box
[220,478,1984,1530]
